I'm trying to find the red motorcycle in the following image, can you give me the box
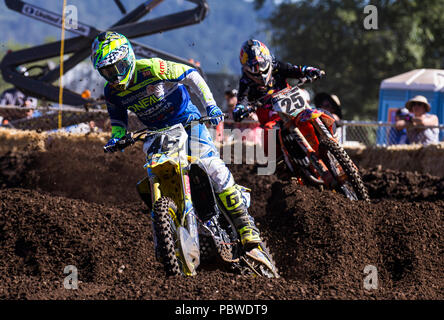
[249,74,369,201]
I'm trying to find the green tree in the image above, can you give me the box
[255,0,444,120]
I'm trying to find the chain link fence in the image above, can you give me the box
[1,104,443,146]
[338,121,444,146]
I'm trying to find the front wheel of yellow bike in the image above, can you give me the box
[152,196,182,276]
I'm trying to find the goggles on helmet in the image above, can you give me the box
[98,58,131,83]
[244,58,270,76]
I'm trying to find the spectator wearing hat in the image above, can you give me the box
[395,95,439,145]
[314,92,342,141]
[314,92,342,121]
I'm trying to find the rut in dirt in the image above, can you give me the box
[0,149,442,299]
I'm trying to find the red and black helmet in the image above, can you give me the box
[239,39,273,85]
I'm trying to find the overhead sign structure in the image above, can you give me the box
[0,0,209,107]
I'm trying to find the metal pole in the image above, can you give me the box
[58,0,67,129]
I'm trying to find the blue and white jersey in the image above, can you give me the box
[105,58,216,130]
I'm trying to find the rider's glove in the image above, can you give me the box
[104,138,121,153]
[233,104,250,122]
[104,125,126,153]
[206,105,224,125]
[302,66,323,80]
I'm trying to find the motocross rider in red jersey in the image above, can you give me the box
[233,39,323,165]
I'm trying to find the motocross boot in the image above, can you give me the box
[217,185,261,250]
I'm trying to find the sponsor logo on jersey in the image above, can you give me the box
[121,90,146,104]
[136,100,175,123]
[128,95,161,112]
[159,61,166,74]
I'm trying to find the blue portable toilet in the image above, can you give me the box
[378,69,444,144]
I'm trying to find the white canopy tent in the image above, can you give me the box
[380,68,444,92]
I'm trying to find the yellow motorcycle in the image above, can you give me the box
[108,116,278,278]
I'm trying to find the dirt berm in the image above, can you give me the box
[345,143,444,177]
[0,130,442,299]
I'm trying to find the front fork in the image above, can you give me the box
[312,117,336,142]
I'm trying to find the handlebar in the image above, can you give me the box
[104,113,228,153]
[296,70,325,86]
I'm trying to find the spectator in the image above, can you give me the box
[314,92,342,141]
[395,95,439,145]
[0,87,37,107]
[388,107,410,145]
[23,98,38,108]
[313,92,342,121]
[88,120,102,133]
[224,89,239,122]
[25,109,34,119]
[24,107,42,119]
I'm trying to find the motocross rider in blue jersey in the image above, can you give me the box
[91,31,262,251]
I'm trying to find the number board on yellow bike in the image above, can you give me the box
[144,124,187,157]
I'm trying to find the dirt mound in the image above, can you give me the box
[0,148,37,189]
[345,144,444,177]
[0,137,146,204]
[0,187,301,300]
[361,167,444,201]
[0,137,442,299]
[0,183,442,299]
[263,181,442,299]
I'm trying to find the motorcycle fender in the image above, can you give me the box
[178,226,199,275]
[294,108,322,124]
[150,161,185,214]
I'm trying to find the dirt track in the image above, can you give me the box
[0,141,442,300]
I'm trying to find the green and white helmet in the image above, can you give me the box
[91,31,136,90]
